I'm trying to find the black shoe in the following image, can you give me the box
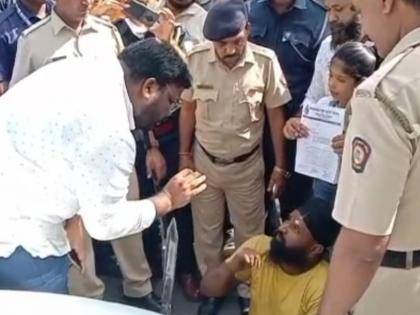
[123,293,162,313]
[238,297,250,315]
[197,297,224,315]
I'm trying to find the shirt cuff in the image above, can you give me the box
[139,199,157,229]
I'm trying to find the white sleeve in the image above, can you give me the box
[74,131,156,241]
[301,38,332,109]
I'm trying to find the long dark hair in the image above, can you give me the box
[331,42,377,82]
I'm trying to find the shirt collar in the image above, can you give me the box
[124,18,148,38]
[383,27,420,65]
[176,3,202,19]
[122,78,136,131]
[294,0,307,10]
[51,10,97,36]
[16,0,38,20]
[209,43,256,68]
[267,0,307,13]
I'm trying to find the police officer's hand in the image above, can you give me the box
[146,147,167,185]
[332,134,345,154]
[226,247,262,272]
[155,169,206,215]
[283,117,309,140]
[268,168,287,196]
[179,155,195,171]
[90,0,129,19]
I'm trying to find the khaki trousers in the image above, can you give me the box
[354,266,420,315]
[68,170,152,299]
[191,144,265,277]
[68,233,152,299]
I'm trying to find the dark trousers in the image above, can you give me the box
[262,121,313,226]
[136,130,198,276]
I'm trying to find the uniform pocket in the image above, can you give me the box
[238,87,264,124]
[193,88,219,120]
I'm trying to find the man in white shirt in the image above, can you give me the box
[301,0,362,108]
[0,38,206,294]
[7,1,175,309]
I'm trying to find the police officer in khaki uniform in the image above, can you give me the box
[9,0,161,312]
[317,1,420,315]
[179,1,291,314]
[10,1,123,85]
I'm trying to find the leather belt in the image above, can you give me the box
[198,142,259,165]
[382,250,420,269]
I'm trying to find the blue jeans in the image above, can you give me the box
[313,179,337,205]
[0,247,69,294]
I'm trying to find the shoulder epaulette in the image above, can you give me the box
[89,15,117,29]
[187,42,212,57]
[249,42,275,60]
[20,16,51,38]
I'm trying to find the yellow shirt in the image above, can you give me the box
[236,236,329,315]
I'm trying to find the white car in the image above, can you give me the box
[0,290,160,315]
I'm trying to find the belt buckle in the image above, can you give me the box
[406,251,414,270]
[214,157,233,165]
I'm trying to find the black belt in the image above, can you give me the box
[198,142,259,165]
[381,250,420,269]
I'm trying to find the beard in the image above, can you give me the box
[134,105,166,130]
[269,235,311,269]
[330,17,362,49]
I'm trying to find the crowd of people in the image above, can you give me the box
[1,0,420,315]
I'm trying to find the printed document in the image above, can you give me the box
[295,103,345,184]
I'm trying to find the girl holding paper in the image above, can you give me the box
[283,42,377,206]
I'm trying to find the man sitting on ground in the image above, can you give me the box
[200,197,341,315]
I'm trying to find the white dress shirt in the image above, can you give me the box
[0,57,156,259]
[301,36,334,109]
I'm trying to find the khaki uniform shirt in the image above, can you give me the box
[10,10,123,85]
[183,42,291,160]
[333,28,420,251]
[175,2,206,47]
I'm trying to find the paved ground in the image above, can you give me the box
[102,276,239,315]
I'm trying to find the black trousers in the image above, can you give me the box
[262,121,313,230]
[135,128,198,276]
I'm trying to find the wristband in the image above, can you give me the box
[178,151,192,157]
[274,166,291,179]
